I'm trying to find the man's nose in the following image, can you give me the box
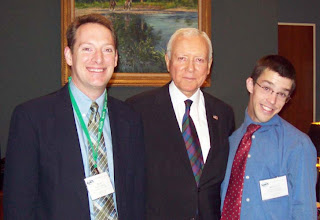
[267,91,278,104]
[92,51,102,63]
[187,60,194,72]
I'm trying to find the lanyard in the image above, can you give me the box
[68,77,108,169]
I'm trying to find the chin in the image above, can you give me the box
[89,81,108,88]
[257,116,272,123]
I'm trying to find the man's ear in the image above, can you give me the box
[207,58,213,76]
[114,50,118,67]
[165,54,170,72]
[64,47,73,66]
[246,77,254,94]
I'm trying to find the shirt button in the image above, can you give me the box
[246,176,250,179]
[252,135,255,139]
[190,218,195,220]
[248,154,251,158]
[82,113,86,117]
[246,198,250,202]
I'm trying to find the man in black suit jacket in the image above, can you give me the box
[4,14,145,220]
[126,28,235,220]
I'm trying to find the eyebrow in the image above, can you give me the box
[78,41,115,47]
[259,80,291,92]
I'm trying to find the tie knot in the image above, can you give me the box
[246,123,261,135]
[184,99,193,115]
[90,102,99,113]
[184,99,193,109]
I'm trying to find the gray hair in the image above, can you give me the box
[166,28,213,61]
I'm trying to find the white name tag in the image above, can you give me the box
[84,172,114,200]
[259,175,289,201]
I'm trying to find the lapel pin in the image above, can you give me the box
[213,115,219,120]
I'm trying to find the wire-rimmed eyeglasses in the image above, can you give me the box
[255,82,291,103]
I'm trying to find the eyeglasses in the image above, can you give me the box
[255,82,291,103]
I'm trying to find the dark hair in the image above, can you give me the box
[66,13,117,52]
[251,55,296,93]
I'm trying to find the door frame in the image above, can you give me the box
[278,22,316,121]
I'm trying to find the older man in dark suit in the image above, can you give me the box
[4,14,145,220]
[126,28,235,220]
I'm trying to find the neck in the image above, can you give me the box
[83,90,105,101]
[71,81,105,101]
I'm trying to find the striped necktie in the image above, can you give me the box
[88,102,118,220]
[182,99,204,185]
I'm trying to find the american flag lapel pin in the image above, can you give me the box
[213,115,219,120]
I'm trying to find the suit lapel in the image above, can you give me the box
[153,84,195,176]
[107,97,121,167]
[107,96,130,218]
[199,93,220,185]
[54,85,90,213]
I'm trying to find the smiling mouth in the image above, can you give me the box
[87,68,104,72]
[261,104,274,113]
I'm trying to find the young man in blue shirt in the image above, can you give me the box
[221,55,317,219]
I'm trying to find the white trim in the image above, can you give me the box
[278,22,315,26]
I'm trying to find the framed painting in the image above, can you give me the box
[61,0,212,87]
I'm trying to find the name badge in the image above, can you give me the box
[84,172,114,200]
[259,175,289,201]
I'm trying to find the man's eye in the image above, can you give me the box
[262,86,271,92]
[178,57,186,61]
[104,48,113,53]
[82,47,92,52]
[277,92,287,98]
[196,58,205,62]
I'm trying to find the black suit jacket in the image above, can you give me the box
[126,83,235,220]
[4,85,145,220]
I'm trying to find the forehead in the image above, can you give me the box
[258,69,293,91]
[75,23,115,45]
[172,35,208,55]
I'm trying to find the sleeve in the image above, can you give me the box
[288,136,317,220]
[3,105,39,219]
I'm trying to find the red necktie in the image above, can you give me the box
[221,124,261,220]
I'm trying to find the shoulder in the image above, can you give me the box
[203,91,235,134]
[203,91,234,114]
[13,86,67,115]
[126,86,167,105]
[125,86,169,114]
[279,117,314,147]
[108,96,142,121]
[202,91,235,128]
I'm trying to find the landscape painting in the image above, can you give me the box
[76,0,198,73]
[61,0,211,86]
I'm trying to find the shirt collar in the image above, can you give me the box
[243,107,281,129]
[69,81,106,115]
[169,81,201,109]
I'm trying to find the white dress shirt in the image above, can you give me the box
[169,81,211,163]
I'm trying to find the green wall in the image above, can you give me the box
[0,0,283,157]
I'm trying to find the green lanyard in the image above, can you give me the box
[68,77,108,169]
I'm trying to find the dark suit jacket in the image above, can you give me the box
[126,83,235,220]
[4,84,145,220]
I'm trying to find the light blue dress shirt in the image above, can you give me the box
[69,81,116,220]
[221,110,317,219]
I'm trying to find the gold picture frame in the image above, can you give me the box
[61,0,212,87]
